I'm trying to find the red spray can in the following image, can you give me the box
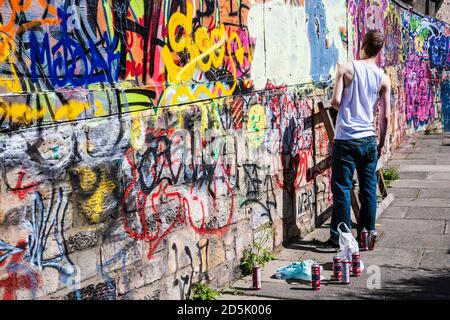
[360,228,369,251]
[252,265,261,290]
[368,230,378,250]
[311,264,321,291]
[352,252,361,277]
[333,255,342,281]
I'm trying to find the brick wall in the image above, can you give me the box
[437,0,450,23]
[0,0,449,300]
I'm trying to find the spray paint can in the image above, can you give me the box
[341,259,351,284]
[368,230,378,250]
[311,264,321,291]
[360,228,369,251]
[252,265,261,290]
[333,255,342,281]
[352,252,361,277]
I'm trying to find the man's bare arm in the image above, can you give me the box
[330,64,345,110]
[378,75,391,158]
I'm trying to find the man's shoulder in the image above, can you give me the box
[380,73,391,89]
[336,61,354,80]
[339,61,354,71]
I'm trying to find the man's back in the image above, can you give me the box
[317,29,391,252]
[334,60,385,140]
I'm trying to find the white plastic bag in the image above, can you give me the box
[336,222,364,271]
[275,260,324,281]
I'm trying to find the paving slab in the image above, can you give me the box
[405,207,450,220]
[397,172,429,179]
[397,165,450,172]
[387,159,436,166]
[408,147,442,154]
[379,206,409,219]
[349,267,450,300]
[377,233,450,250]
[359,247,423,269]
[426,172,450,180]
[417,134,444,139]
[419,250,450,270]
[405,153,450,159]
[390,179,450,189]
[390,197,450,208]
[413,139,444,145]
[275,248,307,261]
[300,226,331,243]
[388,188,420,198]
[418,189,450,198]
[390,153,410,160]
[439,146,450,153]
[376,217,445,236]
[435,158,450,165]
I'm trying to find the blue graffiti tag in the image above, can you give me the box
[26,188,76,283]
[442,80,450,131]
[428,33,450,70]
[305,0,339,83]
[0,240,25,264]
[30,7,120,88]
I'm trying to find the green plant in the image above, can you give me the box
[383,167,400,183]
[410,141,416,147]
[239,249,259,276]
[192,282,220,300]
[239,225,275,276]
[220,287,244,296]
[424,127,432,135]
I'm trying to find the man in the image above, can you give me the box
[317,30,391,252]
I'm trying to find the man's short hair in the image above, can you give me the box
[362,30,384,57]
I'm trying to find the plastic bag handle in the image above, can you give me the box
[337,222,351,234]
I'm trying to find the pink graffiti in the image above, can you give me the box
[404,55,435,128]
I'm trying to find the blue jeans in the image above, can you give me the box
[330,136,378,244]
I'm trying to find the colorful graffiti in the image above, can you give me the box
[0,0,449,300]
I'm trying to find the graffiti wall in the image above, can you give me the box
[348,0,450,139]
[0,0,448,300]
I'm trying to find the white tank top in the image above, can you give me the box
[334,60,385,140]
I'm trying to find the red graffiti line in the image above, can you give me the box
[121,147,235,259]
[11,171,38,200]
[121,148,186,259]
[230,97,243,130]
[0,240,41,300]
[186,163,235,236]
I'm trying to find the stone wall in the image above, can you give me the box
[0,0,449,300]
[437,0,450,24]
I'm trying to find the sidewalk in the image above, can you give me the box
[220,133,450,300]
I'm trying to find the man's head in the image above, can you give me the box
[361,30,384,58]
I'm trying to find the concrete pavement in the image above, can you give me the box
[220,133,450,300]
